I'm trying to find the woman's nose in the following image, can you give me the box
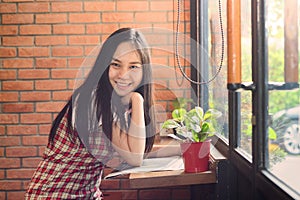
[118,67,129,78]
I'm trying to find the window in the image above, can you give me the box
[193,0,300,199]
[267,0,300,195]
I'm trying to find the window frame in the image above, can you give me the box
[190,0,299,199]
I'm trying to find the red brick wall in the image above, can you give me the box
[0,0,192,199]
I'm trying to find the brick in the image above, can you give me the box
[120,179,130,189]
[36,13,67,24]
[35,80,67,90]
[69,13,100,23]
[0,25,18,35]
[0,127,4,135]
[53,24,85,35]
[18,69,49,79]
[0,3,17,13]
[68,58,85,68]
[69,36,100,45]
[0,48,17,58]
[117,1,149,11]
[0,137,20,147]
[21,91,50,101]
[84,46,99,56]
[6,147,37,157]
[102,13,133,23]
[39,124,52,135]
[122,190,138,200]
[150,1,173,11]
[0,92,18,102]
[101,179,120,189]
[153,67,177,79]
[0,114,19,124]
[2,36,34,46]
[0,192,4,200]
[19,47,49,57]
[154,90,177,101]
[2,14,33,24]
[22,157,42,168]
[2,59,33,68]
[151,52,170,62]
[87,25,115,38]
[52,91,72,101]
[135,12,168,23]
[0,158,20,168]
[0,148,4,156]
[52,47,83,57]
[51,2,82,12]
[101,191,122,200]
[84,2,115,11]
[0,70,17,80]
[68,79,76,90]
[2,80,34,91]
[51,69,78,79]
[36,102,65,112]
[86,24,103,34]
[38,146,46,156]
[6,168,36,179]
[20,25,51,35]
[2,0,32,2]
[169,11,186,23]
[172,188,191,199]
[35,36,67,46]
[139,189,171,199]
[7,125,37,135]
[7,191,27,200]
[36,58,67,68]
[0,180,22,190]
[18,2,49,13]
[2,103,34,113]
[0,169,4,178]
[22,135,48,145]
[21,114,51,124]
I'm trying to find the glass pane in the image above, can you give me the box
[239,91,252,158]
[208,0,228,140]
[267,0,300,194]
[237,0,252,157]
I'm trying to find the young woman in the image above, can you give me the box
[25,28,156,199]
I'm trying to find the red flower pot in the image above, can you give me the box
[180,140,211,173]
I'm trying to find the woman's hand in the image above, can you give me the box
[112,92,146,166]
[120,91,142,106]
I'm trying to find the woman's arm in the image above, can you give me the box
[146,139,181,158]
[111,92,146,166]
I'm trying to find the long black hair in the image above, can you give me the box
[49,28,156,154]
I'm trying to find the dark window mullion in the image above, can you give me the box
[251,0,269,196]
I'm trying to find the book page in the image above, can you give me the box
[104,156,184,179]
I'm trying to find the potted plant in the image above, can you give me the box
[162,106,222,173]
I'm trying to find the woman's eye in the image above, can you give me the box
[110,63,120,68]
[130,65,140,69]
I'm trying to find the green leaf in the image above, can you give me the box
[171,108,186,121]
[201,122,210,133]
[162,119,180,129]
[269,127,277,140]
[203,109,222,121]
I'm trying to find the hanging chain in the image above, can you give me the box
[175,0,225,85]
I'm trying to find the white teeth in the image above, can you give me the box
[117,82,131,87]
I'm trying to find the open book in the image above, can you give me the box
[104,156,184,179]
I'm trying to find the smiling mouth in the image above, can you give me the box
[116,81,132,89]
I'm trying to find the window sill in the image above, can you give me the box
[103,138,226,189]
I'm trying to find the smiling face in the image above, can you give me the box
[108,42,143,97]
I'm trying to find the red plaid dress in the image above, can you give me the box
[25,111,114,199]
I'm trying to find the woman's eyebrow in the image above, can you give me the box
[112,58,142,65]
[112,58,121,62]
